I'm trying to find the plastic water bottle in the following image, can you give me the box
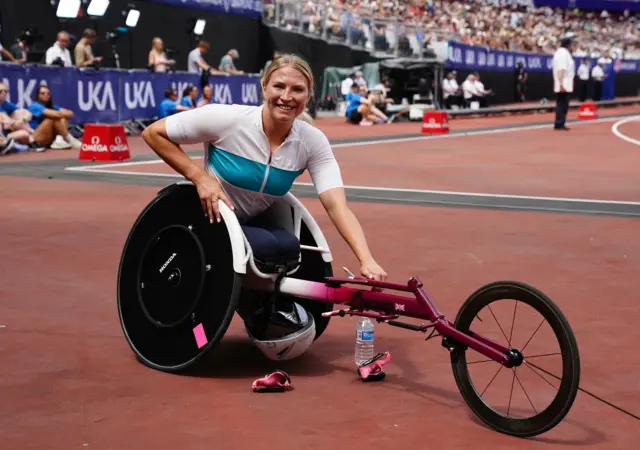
[355,317,375,366]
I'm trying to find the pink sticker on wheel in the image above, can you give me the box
[193,323,208,349]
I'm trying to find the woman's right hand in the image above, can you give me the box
[194,174,235,224]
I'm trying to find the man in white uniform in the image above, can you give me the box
[552,37,575,130]
[576,58,590,102]
[590,58,607,102]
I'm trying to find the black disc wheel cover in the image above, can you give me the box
[117,183,241,372]
[137,225,206,328]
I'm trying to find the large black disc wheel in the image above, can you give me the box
[117,183,242,373]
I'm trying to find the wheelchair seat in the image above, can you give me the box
[241,225,301,274]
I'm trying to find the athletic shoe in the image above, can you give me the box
[51,135,72,149]
[28,141,46,152]
[0,138,16,155]
[67,135,82,149]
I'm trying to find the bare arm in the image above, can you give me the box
[42,108,66,119]
[318,187,387,280]
[142,118,209,184]
[1,48,17,62]
[142,118,234,222]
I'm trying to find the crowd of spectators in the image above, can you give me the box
[264,0,640,60]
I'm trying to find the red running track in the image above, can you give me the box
[0,109,639,449]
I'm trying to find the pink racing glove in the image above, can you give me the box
[252,370,292,393]
[357,352,391,382]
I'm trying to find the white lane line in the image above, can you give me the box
[292,182,640,206]
[611,115,640,147]
[64,113,632,173]
[57,165,640,206]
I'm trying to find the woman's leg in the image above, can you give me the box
[32,119,56,147]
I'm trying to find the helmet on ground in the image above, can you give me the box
[244,299,316,361]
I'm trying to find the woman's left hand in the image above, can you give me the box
[360,258,387,282]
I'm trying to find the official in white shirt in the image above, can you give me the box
[576,58,590,102]
[551,37,575,130]
[45,32,73,67]
[442,71,461,109]
[591,58,607,102]
[461,74,478,107]
[472,72,492,108]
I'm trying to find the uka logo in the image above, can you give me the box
[78,81,116,112]
[1,78,44,107]
[214,84,233,104]
[241,83,259,104]
[125,81,155,109]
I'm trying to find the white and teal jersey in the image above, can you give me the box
[165,104,343,222]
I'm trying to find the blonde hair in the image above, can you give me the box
[261,53,314,125]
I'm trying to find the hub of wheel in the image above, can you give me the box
[505,348,524,368]
[136,224,206,328]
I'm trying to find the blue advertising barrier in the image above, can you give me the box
[0,64,262,125]
[147,0,263,18]
[445,41,639,74]
[445,41,639,100]
[534,0,640,12]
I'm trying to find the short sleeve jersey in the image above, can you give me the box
[165,104,343,222]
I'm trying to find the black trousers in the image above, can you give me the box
[554,92,569,129]
[577,80,589,102]
[593,81,603,102]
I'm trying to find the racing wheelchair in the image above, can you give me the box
[117,182,581,438]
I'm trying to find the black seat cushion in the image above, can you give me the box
[242,225,300,274]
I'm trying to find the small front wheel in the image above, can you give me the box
[450,281,580,438]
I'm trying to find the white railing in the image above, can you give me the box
[262,0,459,59]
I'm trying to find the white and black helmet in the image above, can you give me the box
[244,300,316,361]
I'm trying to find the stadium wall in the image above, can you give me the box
[1,1,637,107]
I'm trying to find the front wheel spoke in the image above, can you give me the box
[514,369,538,415]
[467,358,496,365]
[508,300,518,347]
[480,364,504,397]
[524,361,559,391]
[520,317,546,354]
[487,304,512,347]
[507,368,516,416]
[524,352,561,359]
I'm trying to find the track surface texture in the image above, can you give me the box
[1,106,639,449]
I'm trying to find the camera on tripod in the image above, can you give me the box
[19,27,43,47]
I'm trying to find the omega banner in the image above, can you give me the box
[0,64,262,125]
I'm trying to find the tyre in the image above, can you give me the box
[450,281,580,437]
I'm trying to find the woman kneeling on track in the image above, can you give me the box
[142,53,387,360]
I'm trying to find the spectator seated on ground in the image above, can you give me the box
[157,88,191,119]
[344,83,390,126]
[181,85,199,109]
[27,85,81,150]
[0,82,45,154]
[197,84,216,107]
[369,82,409,122]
